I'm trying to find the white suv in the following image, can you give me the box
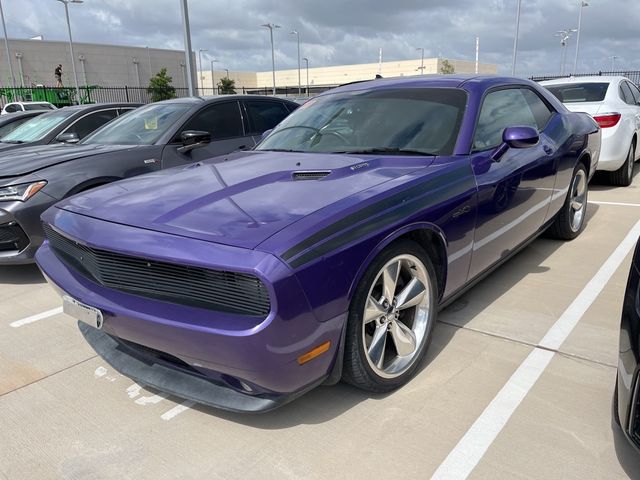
[541,76,639,186]
[1,101,57,115]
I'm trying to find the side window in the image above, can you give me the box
[627,82,640,105]
[181,102,243,140]
[65,109,119,139]
[473,89,538,151]
[244,100,291,134]
[4,104,17,113]
[520,89,553,130]
[619,82,636,105]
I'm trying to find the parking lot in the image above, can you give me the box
[0,171,639,480]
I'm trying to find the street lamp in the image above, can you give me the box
[610,55,619,71]
[209,58,218,94]
[262,23,280,95]
[290,30,301,94]
[55,0,82,104]
[0,0,15,89]
[511,0,522,75]
[555,28,577,76]
[197,48,207,95]
[416,47,425,75]
[224,68,229,78]
[179,0,196,96]
[303,57,309,97]
[573,1,589,75]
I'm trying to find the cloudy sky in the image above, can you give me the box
[4,0,639,76]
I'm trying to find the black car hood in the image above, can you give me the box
[0,143,136,177]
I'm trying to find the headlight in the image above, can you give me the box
[0,181,47,202]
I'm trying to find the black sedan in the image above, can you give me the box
[0,102,141,151]
[615,237,640,457]
[0,95,298,263]
[0,110,47,138]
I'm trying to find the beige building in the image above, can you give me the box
[200,57,498,93]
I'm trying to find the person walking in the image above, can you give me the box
[54,64,63,87]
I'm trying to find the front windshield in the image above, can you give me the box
[1,109,75,143]
[256,87,467,156]
[81,103,192,145]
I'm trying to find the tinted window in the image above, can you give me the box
[4,104,17,113]
[0,117,32,137]
[82,103,192,145]
[628,82,640,105]
[521,89,553,130]
[257,88,467,156]
[620,81,636,105]
[245,101,291,134]
[545,83,609,103]
[65,109,119,139]
[24,103,53,111]
[181,102,243,140]
[473,89,538,151]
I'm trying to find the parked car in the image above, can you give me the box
[0,110,47,138]
[541,76,639,186]
[0,95,298,263]
[36,75,600,412]
[1,101,56,115]
[615,237,640,455]
[0,102,140,153]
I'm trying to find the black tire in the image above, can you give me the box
[547,162,588,240]
[342,239,438,392]
[609,142,635,187]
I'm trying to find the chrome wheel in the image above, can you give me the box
[362,254,432,379]
[569,168,587,232]
[628,145,635,179]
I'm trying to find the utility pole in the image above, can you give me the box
[290,30,301,94]
[573,1,589,75]
[475,37,480,74]
[179,0,196,96]
[56,0,82,103]
[0,0,15,89]
[511,0,522,75]
[262,23,280,95]
[416,47,425,74]
[210,59,218,94]
[303,57,309,97]
[198,48,207,95]
[556,29,577,76]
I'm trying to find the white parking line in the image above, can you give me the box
[161,401,196,421]
[431,218,640,480]
[589,200,640,207]
[9,307,63,328]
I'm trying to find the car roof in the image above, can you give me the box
[10,101,53,105]
[56,102,143,112]
[153,95,299,106]
[540,76,628,85]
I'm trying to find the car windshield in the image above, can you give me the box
[0,109,75,143]
[545,83,609,103]
[23,103,54,111]
[81,103,192,145]
[256,87,467,156]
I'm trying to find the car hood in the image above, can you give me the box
[0,143,135,178]
[57,151,433,249]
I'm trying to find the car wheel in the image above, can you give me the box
[609,142,635,187]
[342,239,438,392]
[547,162,588,240]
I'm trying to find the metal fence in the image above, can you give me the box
[530,70,640,85]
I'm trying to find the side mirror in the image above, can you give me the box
[491,126,539,162]
[56,132,80,144]
[260,129,273,142]
[178,130,211,153]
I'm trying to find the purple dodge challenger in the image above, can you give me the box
[36,76,601,412]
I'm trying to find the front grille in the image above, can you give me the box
[43,224,271,317]
[0,223,29,252]
[632,377,640,446]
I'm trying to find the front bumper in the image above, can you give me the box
[36,208,345,412]
[0,191,57,264]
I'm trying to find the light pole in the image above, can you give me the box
[416,47,425,74]
[145,46,152,75]
[197,48,207,95]
[511,0,522,75]
[610,55,619,71]
[556,29,577,76]
[179,0,196,96]
[573,1,589,75]
[56,0,82,104]
[78,53,87,85]
[303,57,309,97]
[132,57,141,88]
[262,23,280,95]
[0,0,15,89]
[224,68,229,78]
[290,30,301,94]
[209,59,218,94]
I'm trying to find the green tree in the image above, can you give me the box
[147,67,176,102]
[218,77,236,94]
[440,59,455,74]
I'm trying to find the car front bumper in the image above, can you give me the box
[36,207,345,412]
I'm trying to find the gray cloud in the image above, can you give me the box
[3,0,639,78]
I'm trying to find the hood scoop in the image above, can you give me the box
[291,170,332,180]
